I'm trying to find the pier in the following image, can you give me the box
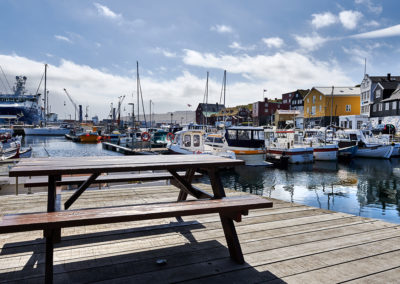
[1,182,399,283]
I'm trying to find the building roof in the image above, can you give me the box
[274,110,300,115]
[197,103,225,112]
[311,86,360,96]
[377,81,399,90]
[382,88,400,102]
[368,75,400,83]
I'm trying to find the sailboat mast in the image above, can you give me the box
[44,64,47,125]
[223,70,226,106]
[136,61,139,129]
[205,71,209,126]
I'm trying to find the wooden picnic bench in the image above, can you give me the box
[1,155,273,284]
[23,171,203,188]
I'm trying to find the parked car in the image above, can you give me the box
[371,124,396,135]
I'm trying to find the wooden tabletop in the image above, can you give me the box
[9,154,245,177]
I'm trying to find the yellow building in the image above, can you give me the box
[304,86,360,127]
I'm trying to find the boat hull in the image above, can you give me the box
[313,145,338,161]
[267,148,314,164]
[355,145,393,159]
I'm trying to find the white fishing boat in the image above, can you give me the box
[302,128,338,161]
[264,129,314,164]
[336,129,393,159]
[167,129,236,159]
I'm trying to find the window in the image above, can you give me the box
[265,103,268,107]
[357,121,362,129]
[349,121,352,129]
[373,104,377,112]
[320,95,322,101]
[193,135,200,147]
[238,130,251,140]
[393,101,397,110]
[385,102,390,111]
[312,96,316,104]
[227,130,237,140]
[379,103,383,111]
[345,105,351,112]
[319,105,322,112]
[183,135,191,147]
[311,106,316,115]
[283,99,287,103]
[307,107,309,113]
[376,89,381,98]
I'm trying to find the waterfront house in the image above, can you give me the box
[360,73,400,117]
[369,81,400,126]
[304,86,360,127]
[283,89,309,111]
[195,103,225,125]
[252,98,289,126]
[211,105,252,126]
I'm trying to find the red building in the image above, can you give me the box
[252,98,289,126]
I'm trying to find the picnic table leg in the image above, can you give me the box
[44,231,55,284]
[177,168,195,201]
[208,169,244,264]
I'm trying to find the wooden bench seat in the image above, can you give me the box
[24,171,203,188]
[0,195,272,283]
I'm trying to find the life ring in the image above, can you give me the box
[166,132,175,141]
[141,132,150,141]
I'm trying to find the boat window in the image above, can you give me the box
[193,135,200,147]
[183,135,191,147]
[349,134,357,141]
[205,136,213,143]
[214,137,223,144]
[253,131,264,140]
[227,130,237,140]
[238,130,251,140]
[174,134,180,143]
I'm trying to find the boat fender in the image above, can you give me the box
[166,132,175,141]
[141,132,151,141]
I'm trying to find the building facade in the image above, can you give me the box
[304,86,361,127]
[195,103,225,125]
[360,73,400,117]
[252,98,288,126]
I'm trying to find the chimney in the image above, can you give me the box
[387,73,391,81]
[264,98,268,102]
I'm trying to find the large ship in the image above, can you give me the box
[0,76,42,125]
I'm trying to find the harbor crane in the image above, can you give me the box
[63,88,78,122]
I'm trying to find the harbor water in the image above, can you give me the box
[20,136,400,224]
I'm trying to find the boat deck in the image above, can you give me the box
[1,183,399,283]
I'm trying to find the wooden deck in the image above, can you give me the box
[1,183,399,283]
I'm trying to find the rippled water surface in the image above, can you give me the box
[21,136,400,224]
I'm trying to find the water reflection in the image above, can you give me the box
[220,158,400,224]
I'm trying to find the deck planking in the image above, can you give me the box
[0,183,399,283]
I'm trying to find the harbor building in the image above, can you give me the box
[370,85,400,129]
[252,98,289,126]
[195,103,225,125]
[360,73,400,117]
[303,86,360,127]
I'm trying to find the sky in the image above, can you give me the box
[1,0,400,119]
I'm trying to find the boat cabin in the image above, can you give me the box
[173,130,205,152]
[224,127,265,148]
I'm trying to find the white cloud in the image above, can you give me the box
[54,35,72,43]
[210,25,233,34]
[229,41,256,51]
[311,12,337,29]
[294,34,329,51]
[262,37,284,48]
[182,49,353,95]
[151,47,177,58]
[339,10,363,30]
[351,24,400,39]
[364,20,379,28]
[94,2,121,19]
[355,0,382,14]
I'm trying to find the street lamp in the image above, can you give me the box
[263,89,267,100]
[170,113,173,125]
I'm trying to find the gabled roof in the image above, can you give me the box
[311,87,360,96]
[376,81,399,90]
[382,87,400,102]
[297,89,309,98]
[368,75,400,83]
[197,103,225,112]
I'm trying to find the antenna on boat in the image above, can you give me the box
[44,64,48,126]
[0,65,12,93]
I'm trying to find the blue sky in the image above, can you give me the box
[1,0,400,119]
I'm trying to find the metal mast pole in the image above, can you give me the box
[205,71,209,126]
[149,100,152,128]
[137,61,139,130]
[330,86,334,126]
[44,64,47,125]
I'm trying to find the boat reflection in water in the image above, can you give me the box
[219,157,400,224]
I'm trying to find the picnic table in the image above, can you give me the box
[3,154,273,283]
